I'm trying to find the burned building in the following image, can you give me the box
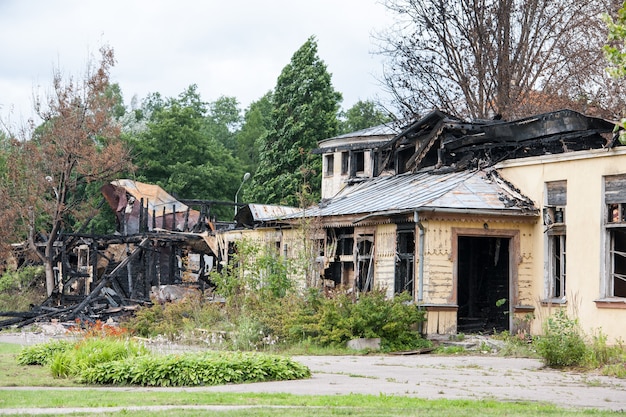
[219,109,626,341]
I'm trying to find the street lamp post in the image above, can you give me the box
[234,172,251,217]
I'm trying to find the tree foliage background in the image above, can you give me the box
[378,0,624,120]
[0,46,133,295]
[246,36,343,206]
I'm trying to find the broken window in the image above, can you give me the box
[350,151,365,176]
[604,175,626,298]
[356,234,374,292]
[325,154,334,176]
[341,151,349,175]
[395,226,415,295]
[544,181,566,300]
[324,228,354,287]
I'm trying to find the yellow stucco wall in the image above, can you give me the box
[497,148,626,342]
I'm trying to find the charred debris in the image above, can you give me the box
[0,109,620,330]
[374,109,616,176]
[0,180,232,330]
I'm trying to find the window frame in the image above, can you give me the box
[603,174,626,299]
[544,180,567,303]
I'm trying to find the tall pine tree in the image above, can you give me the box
[247,36,342,207]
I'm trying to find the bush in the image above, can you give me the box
[49,337,149,378]
[81,351,311,386]
[122,294,225,340]
[536,310,588,367]
[17,340,74,365]
[0,265,44,292]
[289,289,428,350]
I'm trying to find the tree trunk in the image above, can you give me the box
[44,261,55,297]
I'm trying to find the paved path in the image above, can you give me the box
[1,332,626,413]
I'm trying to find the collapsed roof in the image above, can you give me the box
[378,109,616,175]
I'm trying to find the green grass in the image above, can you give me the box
[0,391,620,416]
[0,342,623,416]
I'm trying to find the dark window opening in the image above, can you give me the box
[356,235,374,292]
[396,147,414,174]
[325,154,334,176]
[610,228,626,297]
[341,152,349,175]
[549,234,566,298]
[350,151,365,176]
[604,175,626,297]
[395,228,415,295]
[457,236,510,334]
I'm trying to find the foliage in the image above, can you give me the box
[0,265,44,293]
[17,340,74,366]
[379,0,622,120]
[535,309,588,367]
[49,337,148,378]
[205,95,243,152]
[236,92,273,179]
[288,290,427,350]
[584,331,626,377]
[248,36,342,206]
[0,46,133,296]
[210,239,295,302]
[81,351,310,386]
[122,293,225,340]
[127,85,243,220]
[604,3,626,78]
[339,100,394,134]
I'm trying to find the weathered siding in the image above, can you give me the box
[374,223,397,297]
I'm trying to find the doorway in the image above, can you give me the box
[457,236,510,333]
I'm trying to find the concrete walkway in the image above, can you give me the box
[1,332,625,413]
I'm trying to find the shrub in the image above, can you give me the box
[0,265,44,292]
[289,289,428,350]
[17,339,73,366]
[81,351,311,386]
[536,309,588,367]
[48,337,149,378]
[122,294,225,340]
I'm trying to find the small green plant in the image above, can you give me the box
[17,339,73,366]
[0,265,44,292]
[81,351,311,386]
[435,345,467,355]
[536,309,587,367]
[49,337,148,378]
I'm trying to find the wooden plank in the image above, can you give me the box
[547,181,567,206]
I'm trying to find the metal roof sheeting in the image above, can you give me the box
[110,179,189,215]
[246,204,302,221]
[289,169,537,219]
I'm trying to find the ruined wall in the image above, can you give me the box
[420,217,536,336]
[374,223,397,298]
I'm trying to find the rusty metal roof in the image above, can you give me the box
[109,179,189,215]
[292,169,537,219]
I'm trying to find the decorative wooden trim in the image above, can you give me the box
[422,304,458,312]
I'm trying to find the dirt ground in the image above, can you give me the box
[1,331,625,412]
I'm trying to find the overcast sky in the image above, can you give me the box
[0,0,396,126]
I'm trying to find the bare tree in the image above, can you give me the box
[0,46,133,296]
[377,0,623,120]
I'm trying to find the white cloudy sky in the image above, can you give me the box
[0,0,397,126]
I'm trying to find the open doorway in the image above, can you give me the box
[457,236,510,333]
